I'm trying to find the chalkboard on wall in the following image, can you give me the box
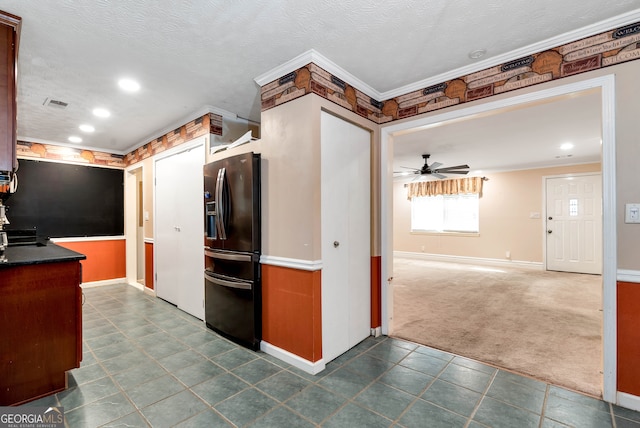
[4,159,124,238]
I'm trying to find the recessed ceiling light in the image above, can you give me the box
[560,143,574,150]
[92,108,111,118]
[68,136,82,143]
[468,49,487,60]
[118,78,140,92]
[79,124,95,133]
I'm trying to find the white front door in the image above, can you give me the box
[321,111,371,362]
[546,174,602,274]
[155,142,205,319]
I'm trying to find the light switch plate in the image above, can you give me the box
[625,203,640,223]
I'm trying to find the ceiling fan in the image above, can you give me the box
[396,154,470,180]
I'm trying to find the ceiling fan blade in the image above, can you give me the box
[435,164,469,171]
[400,166,421,171]
[432,172,447,179]
[429,162,442,170]
[438,170,469,174]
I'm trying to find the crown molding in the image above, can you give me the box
[254,49,382,101]
[16,136,125,156]
[121,104,238,155]
[255,11,640,103]
[381,9,640,99]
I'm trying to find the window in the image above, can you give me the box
[411,193,479,233]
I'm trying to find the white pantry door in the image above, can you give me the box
[321,111,371,363]
[545,174,602,274]
[155,142,205,319]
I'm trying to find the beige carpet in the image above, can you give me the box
[392,257,603,397]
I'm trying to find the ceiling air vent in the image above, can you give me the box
[43,98,69,109]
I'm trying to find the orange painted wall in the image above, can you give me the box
[617,281,640,395]
[371,256,381,328]
[55,239,126,283]
[262,264,322,362]
[145,242,154,290]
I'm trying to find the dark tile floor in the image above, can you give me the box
[22,284,640,427]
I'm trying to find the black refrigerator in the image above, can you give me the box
[203,152,261,350]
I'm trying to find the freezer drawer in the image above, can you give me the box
[204,271,261,350]
[204,248,258,282]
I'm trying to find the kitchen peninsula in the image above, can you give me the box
[0,243,85,405]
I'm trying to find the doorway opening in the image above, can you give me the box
[380,75,617,401]
[135,169,144,286]
[125,165,146,290]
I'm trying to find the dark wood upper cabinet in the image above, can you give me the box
[0,10,20,174]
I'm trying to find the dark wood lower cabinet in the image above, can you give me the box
[0,261,83,405]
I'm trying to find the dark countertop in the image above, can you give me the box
[0,243,86,268]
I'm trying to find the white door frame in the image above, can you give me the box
[380,75,617,402]
[125,164,144,289]
[543,172,603,273]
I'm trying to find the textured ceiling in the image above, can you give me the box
[392,89,602,177]
[2,0,640,155]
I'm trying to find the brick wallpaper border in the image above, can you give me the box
[260,20,640,124]
[17,141,126,168]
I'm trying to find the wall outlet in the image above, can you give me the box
[505,250,511,259]
[625,203,640,223]
[421,245,425,252]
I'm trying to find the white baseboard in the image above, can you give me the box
[260,255,323,271]
[394,251,544,270]
[370,327,382,337]
[617,391,640,412]
[81,278,127,288]
[617,269,640,284]
[128,281,144,291]
[260,341,326,375]
[127,281,157,296]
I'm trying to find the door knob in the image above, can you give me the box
[548,216,553,220]
[547,230,552,234]
[333,241,340,248]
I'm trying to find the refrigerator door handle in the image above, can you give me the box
[205,249,252,262]
[215,167,227,240]
[205,272,252,290]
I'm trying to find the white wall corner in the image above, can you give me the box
[260,341,326,375]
